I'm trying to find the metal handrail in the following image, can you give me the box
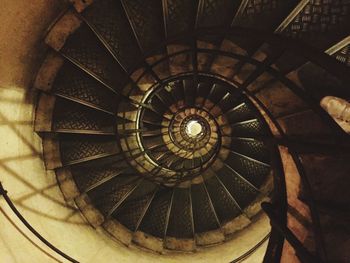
[126,35,348,260]
[71,9,347,261]
[126,26,350,87]
[124,49,338,261]
[4,16,348,263]
[0,177,271,263]
[0,182,79,263]
[231,232,271,263]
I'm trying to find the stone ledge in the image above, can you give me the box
[33,51,64,92]
[133,231,164,253]
[56,167,80,201]
[195,229,225,246]
[103,219,133,246]
[45,9,82,51]
[75,193,104,228]
[222,214,251,236]
[34,93,55,132]
[164,237,196,252]
[42,134,62,169]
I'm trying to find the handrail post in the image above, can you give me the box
[262,202,323,263]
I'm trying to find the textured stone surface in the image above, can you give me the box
[33,51,64,92]
[34,93,55,132]
[45,9,83,51]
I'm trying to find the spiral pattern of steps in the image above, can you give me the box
[33,0,350,256]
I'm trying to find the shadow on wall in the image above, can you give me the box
[0,85,87,225]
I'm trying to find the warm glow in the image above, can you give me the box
[186,120,202,137]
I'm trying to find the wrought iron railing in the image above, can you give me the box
[116,27,349,262]
[2,21,349,262]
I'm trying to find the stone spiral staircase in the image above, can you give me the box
[31,0,350,260]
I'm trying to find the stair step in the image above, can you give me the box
[169,80,185,104]
[196,0,241,44]
[53,62,118,114]
[218,165,259,210]
[81,0,142,71]
[183,78,196,107]
[191,183,221,234]
[137,187,173,238]
[59,134,121,166]
[226,102,256,123]
[205,83,229,109]
[225,151,270,189]
[87,174,141,216]
[165,187,195,251]
[204,175,241,224]
[195,81,212,107]
[166,187,194,238]
[280,0,350,51]
[112,180,158,231]
[229,137,271,164]
[52,98,116,135]
[70,158,130,193]
[60,23,126,90]
[231,0,302,53]
[163,0,198,38]
[122,0,165,53]
[142,107,167,124]
[230,119,268,137]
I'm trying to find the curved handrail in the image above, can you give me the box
[129,35,349,160]
[0,182,79,263]
[131,65,332,261]
[123,37,347,260]
[231,233,271,263]
[0,178,271,262]
[126,26,350,87]
[22,12,350,261]
[75,17,347,261]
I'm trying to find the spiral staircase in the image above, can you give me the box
[25,0,350,261]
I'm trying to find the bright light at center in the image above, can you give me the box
[186,120,202,137]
